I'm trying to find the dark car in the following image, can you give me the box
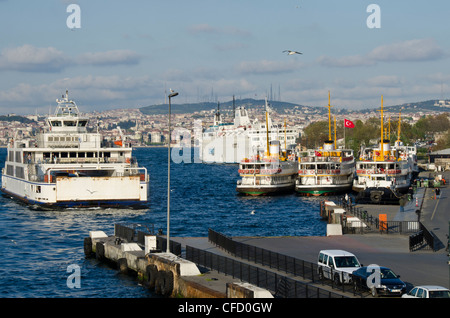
[352,266,406,297]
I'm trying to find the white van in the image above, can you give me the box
[317,250,362,284]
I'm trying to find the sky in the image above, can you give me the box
[0,0,449,114]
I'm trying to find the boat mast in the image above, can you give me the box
[380,95,384,159]
[265,109,270,157]
[327,91,332,141]
[396,110,402,143]
[388,115,391,141]
[334,115,337,149]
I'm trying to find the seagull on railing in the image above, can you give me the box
[283,50,302,55]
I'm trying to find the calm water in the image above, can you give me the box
[0,147,329,298]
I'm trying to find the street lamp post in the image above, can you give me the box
[167,90,178,254]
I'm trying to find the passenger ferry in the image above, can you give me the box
[236,140,297,196]
[236,108,297,195]
[295,93,355,196]
[1,91,149,209]
[296,141,355,196]
[353,97,412,204]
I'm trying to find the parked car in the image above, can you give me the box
[352,266,406,297]
[317,250,362,285]
[402,285,450,298]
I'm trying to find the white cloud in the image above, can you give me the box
[0,75,161,113]
[0,45,70,72]
[368,38,445,62]
[77,50,141,66]
[0,45,142,73]
[317,38,447,68]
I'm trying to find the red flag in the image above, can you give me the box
[315,150,322,157]
[344,119,355,128]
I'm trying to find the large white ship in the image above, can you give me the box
[1,91,149,209]
[199,98,300,164]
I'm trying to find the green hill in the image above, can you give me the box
[139,98,449,115]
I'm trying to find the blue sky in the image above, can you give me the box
[0,0,449,114]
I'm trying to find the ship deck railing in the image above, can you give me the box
[31,157,134,165]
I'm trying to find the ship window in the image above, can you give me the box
[78,120,87,127]
[70,152,77,158]
[36,186,41,193]
[15,151,22,163]
[86,152,94,158]
[6,165,14,176]
[51,121,62,127]
[48,137,54,142]
[61,152,68,158]
[64,121,76,126]
[15,166,24,179]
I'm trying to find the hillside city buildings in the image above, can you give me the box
[0,101,448,148]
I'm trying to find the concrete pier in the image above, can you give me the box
[84,230,267,298]
[85,170,449,298]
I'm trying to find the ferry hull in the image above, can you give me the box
[1,187,148,209]
[295,184,352,196]
[236,184,295,196]
[1,175,148,210]
[354,187,406,205]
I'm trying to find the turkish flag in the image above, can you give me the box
[344,119,355,128]
[315,150,322,157]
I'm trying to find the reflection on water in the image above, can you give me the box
[0,147,327,297]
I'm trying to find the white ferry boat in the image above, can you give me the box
[1,91,149,209]
[295,92,355,196]
[391,111,419,178]
[296,141,355,196]
[353,97,412,204]
[236,140,297,196]
[199,98,299,164]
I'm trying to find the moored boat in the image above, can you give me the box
[353,96,412,204]
[296,141,355,196]
[295,92,355,196]
[1,90,149,209]
[236,140,297,196]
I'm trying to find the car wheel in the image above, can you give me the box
[371,287,378,297]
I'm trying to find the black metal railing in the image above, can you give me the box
[207,229,366,297]
[185,244,347,298]
[336,198,436,251]
[337,198,421,235]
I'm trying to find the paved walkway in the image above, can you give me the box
[173,170,450,296]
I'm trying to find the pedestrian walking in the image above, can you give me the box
[435,187,441,200]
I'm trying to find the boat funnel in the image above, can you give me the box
[323,140,335,151]
[380,139,390,151]
[269,140,280,156]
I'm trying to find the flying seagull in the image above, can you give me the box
[283,50,302,55]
